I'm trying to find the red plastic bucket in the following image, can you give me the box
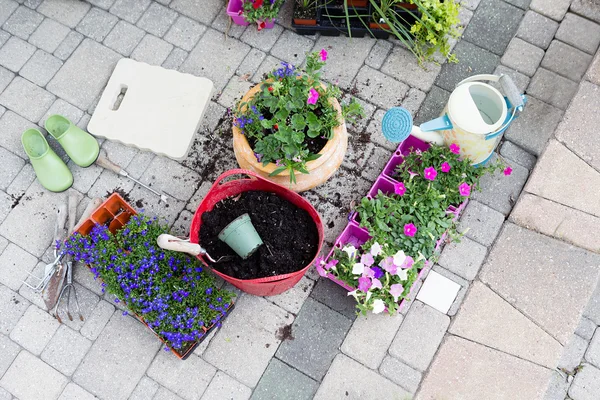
[190,169,324,296]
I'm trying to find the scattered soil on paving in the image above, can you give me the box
[276,323,294,341]
[199,191,319,280]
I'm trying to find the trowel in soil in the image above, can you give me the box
[42,191,80,310]
[95,150,170,203]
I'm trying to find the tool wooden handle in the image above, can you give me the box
[67,191,80,235]
[54,203,68,245]
[96,151,123,175]
[157,234,203,256]
[76,198,103,228]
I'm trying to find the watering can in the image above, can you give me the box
[382,74,527,165]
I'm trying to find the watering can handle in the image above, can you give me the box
[456,74,501,85]
[157,234,206,256]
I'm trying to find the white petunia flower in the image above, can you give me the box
[352,262,365,275]
[393,250,406,267]
[397,269,408,281]
[347,290,358,299]
[342,245,357,259]
[370,242,382,257]
[372,299,385,314]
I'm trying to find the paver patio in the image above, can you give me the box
[0,0,599,399]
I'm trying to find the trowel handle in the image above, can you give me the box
[96,151,124,175]
[157,234,207,256]
[67,191,81,235]
[54,203,68,246]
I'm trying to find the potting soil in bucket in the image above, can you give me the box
[200,191,319,280]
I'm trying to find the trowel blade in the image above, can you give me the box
[42,264,67,311]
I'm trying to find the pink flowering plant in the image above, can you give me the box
[241,0,285,28]
[234,50,364,183]
[63,214,233,355]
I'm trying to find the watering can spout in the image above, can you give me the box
[419,115,453,132]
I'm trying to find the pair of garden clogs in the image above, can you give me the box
[21,115,99,192]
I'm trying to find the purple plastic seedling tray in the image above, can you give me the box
[227,0,249,25]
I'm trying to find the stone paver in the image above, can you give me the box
[73,312,161,399]
[516,10,559,50]
[493,65,530,93]
[555,80,600,171]
[148,350,216,400]
[501,37,545,77]
[131,34,173,66]
[0,284,30,335]
[527,68,579,110]
[0,333,20,377]
[450,281,563,368]
[76,6,118,42]
[203,295,292,388]
[418,335,552,400]
[48,38,121,110]
[276,297,351,381]
[557,13,600,55]
[109,0,150,24]
[38,0,90,28]
[389,301,450,371]
[3,5,43,40]
[586,328,600,368]
[28,18,72,52]
[267,275,314,314]
[41,325,92,376]
[137,2,177,37]
[0,36,35,72]
[542,40,593,81]
[129,376,160,400]
[480,223,600,345]
[381,46,441,92]
[437,236,487,281]
[353,65,409,109]
[58,383,97,400]
[499,140,537,170]
[558,333,588,372]
[10,304,60,355]
[103,20,146,55]
[53,31,84,61]
[526,140,600,217]
[0,350,68,400]
[20,50,63,87]
[170,0,222,25]
[251,358,317,400]
[530,0,570,21]
[568,363,600,400]
[0,242,37,291]
[164,15,206,52]
[309,277,358,320]
[510,193,600,253]
[314,354,408,399]
[202,371,251,400]
[576,318,597,341]
[0,76,54,122]
[341,312,403,369]
[379,355,422,394]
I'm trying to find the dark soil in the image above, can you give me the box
[276,323,295,341]
[246,129,329,158]
[293,0,316,19]
[199,191,319,280]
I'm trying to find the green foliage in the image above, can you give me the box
[242,0,286,24]
[234,51,364,183]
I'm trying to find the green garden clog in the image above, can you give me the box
[45,115,99,167]
[21,129,73,193]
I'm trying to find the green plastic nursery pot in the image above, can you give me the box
[218,213,263,259]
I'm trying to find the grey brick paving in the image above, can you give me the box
[0,147,24,190]
[0,36,35,72]
[131,34,173,66]
[462,0,524,56]
[0,387,10,400]
[558,334,588,372]
[58,383,97,400]
[40,324,92,375]
[501,37,544,77]
[241,23,284,53]
[436,40,500,92]
[201,371,251,400]
[10,304,59,355]
[379,355,422,394]
[73,312,161,399]
[556,13,600,55]
[544,371,568,400]
[309,277,358,321]
[516,10,559,50]
[354,65,409,109]
[162,47,187,70]
[76,6,118,42]
[500,140,537,171]
[504,0,531,9]
[571,0,600,24]
[148,350,216,400]
[164,15,206,51]
[87,0,115,9]
[414,85,451,124]
[20,49,63,87]
[576,318,597,341]
[0,243,36,291]
[505,96,563,156]
[129,376,160,400]
[38,0,90,28]
[216,76,253,108]
[527,68,579,110]
[270,29,313,66]
[2,5,42,39]
[6,163,35,197]
[103,19,146,55]
[381,46,441,92]
[155,387,185,400]
[40,98,83,126]
[438,236,488,280]
[48,38,120,110]
[542,40,593,81]
[568,363,600,400]
[361,145,394,182]
[137,2,177,37]
[53,30,84,61]
[0,0,17,26]
[0,333,19,377]
[365,39,392,70]
[389,301,450,371]
[586,328,600,368]
[0,110,32,157]
[79,300,114,340]
[530,0,570,21]
[170,0,222,25]
[0,77,54,122]
[0,350,68,400]
[109,0,149,24]
[210,4,246,38]
[251,359,317,400]
[276,298,351,381]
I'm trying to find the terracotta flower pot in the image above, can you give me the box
[232,82,348,192]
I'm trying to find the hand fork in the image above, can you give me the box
[53,261,83,323]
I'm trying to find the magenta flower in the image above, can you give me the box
[358,276,372,292]
[360,253,374,267]
[424,167,437,181]
[441,162,451,173]
[459,182,471,197]
[394,182,406,196]
[320,48,328,61]
[325,259,338,270]
[389,283,405,302]
[404,223,417,237]
[307,88,319,105]
[314,257,326,277]
[504,166,513,176]
[401,256,414,269]
[379,256,397,275]
[449,143,460,154]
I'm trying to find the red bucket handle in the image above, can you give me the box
[208,168,273,192]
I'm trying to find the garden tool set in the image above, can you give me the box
[382,74,527,165]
